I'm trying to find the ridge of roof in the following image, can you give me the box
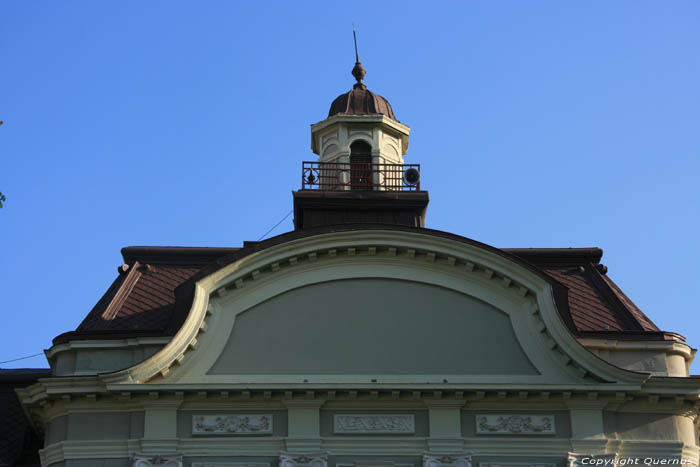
[503,248,603,265]
[121,246,240,265]
[0,369,50,383]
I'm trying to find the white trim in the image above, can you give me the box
[577,339,693,357]
[46,337,171,359]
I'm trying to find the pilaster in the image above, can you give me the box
[567,400,608,454]
[425,399,466,452]
[283,399,326,452]
[141,396,183,454]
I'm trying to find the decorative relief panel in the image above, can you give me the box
[347,128,373,140]
[322,130,339,147]
[475,414,555,435]
[279,452,328,467]
[423,453,472,467]
[192,414,272,435]
[334,414,415,434]
[381,143,400,160]
[322,143,339,158]
[133,454,183,467]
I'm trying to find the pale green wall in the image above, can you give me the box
[66,412,143,441]
[604,412,696,444]
[45,411,143,443]
[209,279,537,375]
[53,345,163,376]
[46,415,67,446]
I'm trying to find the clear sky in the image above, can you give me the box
[1,2,699,371]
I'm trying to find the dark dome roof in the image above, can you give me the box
[328,83,397,121]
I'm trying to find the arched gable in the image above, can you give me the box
[100,229,649,389]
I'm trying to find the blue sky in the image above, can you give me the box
[1,2,699,371]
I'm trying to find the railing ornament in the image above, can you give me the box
[301,161,420,191]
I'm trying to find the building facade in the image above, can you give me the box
[11,59,700,467]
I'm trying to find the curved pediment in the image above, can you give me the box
[100,229,649,388]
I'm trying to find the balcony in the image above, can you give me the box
[301,161,421,192]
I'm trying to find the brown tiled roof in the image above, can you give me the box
[502,248,662,336]
[602,274,660,332]
[0,369,49,466]
[75,262,201,333]
[53,247,238,344]
[544,266,631,331]
[52,229,674,345]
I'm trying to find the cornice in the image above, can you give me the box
[38,438,698,463]
[45,336,170,359]
[577,337,695,359]
[311,114,410,137]
[310,114,410,154]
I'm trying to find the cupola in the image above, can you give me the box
[293,43,428,230]
[310,55,410,167]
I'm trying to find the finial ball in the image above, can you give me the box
[352,61,366,84]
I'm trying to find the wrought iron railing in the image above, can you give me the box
[301,161,421,191]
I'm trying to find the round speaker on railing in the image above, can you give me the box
[403,167,420,186]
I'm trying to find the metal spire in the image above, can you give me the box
[353,24,360,63]
[351,24,366,86]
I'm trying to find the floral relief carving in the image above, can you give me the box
[279,452,328,467]
[133,454,183,467]
[423,452,472,467]
[334,414,415,433]
[475,414,555,434]
[192,414,272,434]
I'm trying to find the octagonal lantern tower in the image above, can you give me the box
[294,57,428,230]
